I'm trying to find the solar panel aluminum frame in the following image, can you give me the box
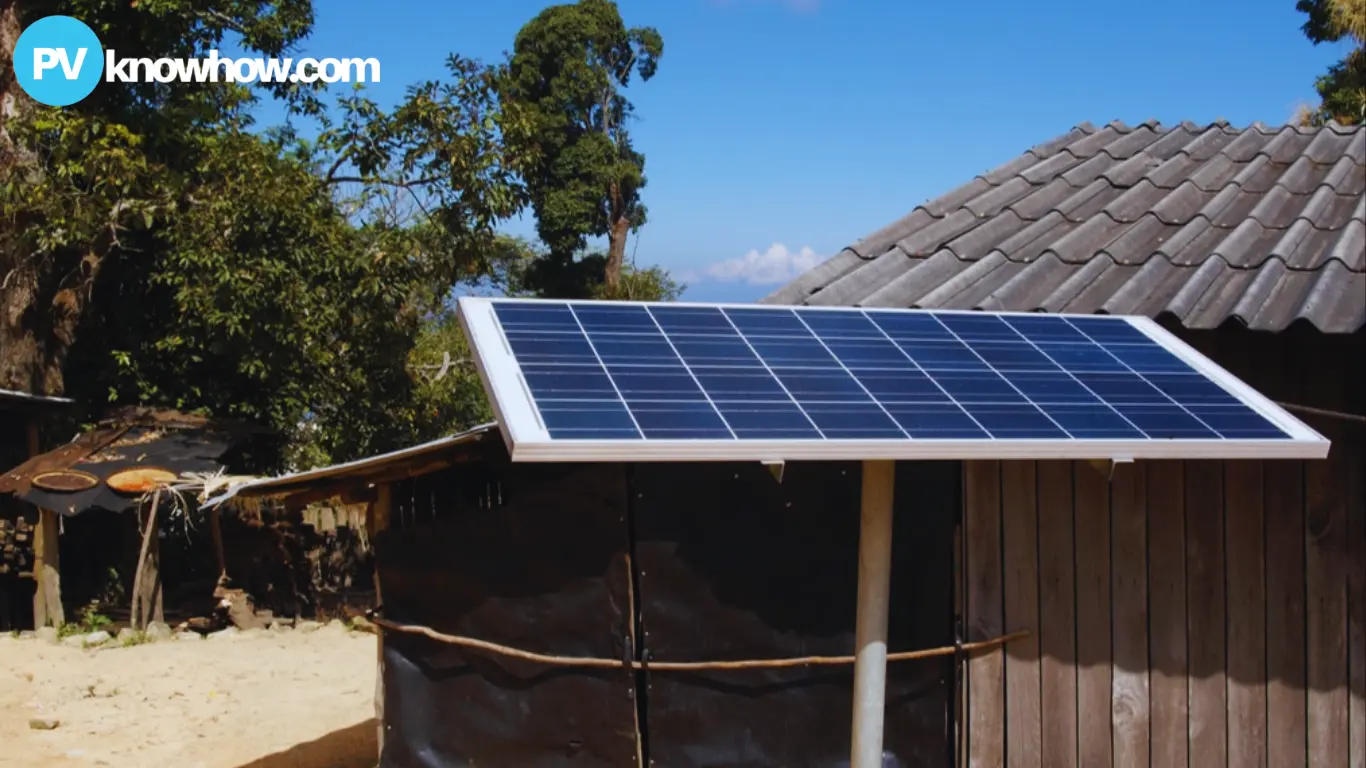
[456,297,1331,464]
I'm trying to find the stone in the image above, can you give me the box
[60,634,86,649]
[207,627,239,641]
[145,622,173,641]
[36,626,58,644]
[29,718,60,730]
[117,628,141,643]
[84,630,111,646]
[325,619,346,632]
[296,620,322,633]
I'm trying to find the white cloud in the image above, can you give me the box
[702,243,823,286]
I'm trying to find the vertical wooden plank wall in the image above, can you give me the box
[961,442,1365,766]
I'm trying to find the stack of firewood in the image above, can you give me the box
[0,516,34,577]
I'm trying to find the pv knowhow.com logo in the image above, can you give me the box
[13,15,380,107]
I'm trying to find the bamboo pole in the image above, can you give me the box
[851,460,896,768]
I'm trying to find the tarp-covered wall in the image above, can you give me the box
[377,462,640,767]
[631,461,957,768]
[375,459,958,767]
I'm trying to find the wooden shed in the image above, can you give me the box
[765,120,1366,766]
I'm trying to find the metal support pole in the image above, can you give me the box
[851,459,895,768]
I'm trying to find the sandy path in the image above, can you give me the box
[0,625,377,768]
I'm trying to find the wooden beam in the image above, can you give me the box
[966,460,1005,766]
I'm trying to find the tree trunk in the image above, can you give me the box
[604,182,628,294]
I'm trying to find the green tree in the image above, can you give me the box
[501,0,663,297]
[1298,0,1366,124]
[1,2,527,465]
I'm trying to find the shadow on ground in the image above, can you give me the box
[237,719,377,768]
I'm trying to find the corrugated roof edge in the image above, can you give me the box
[0,388,74,405]
[201,423,498,508]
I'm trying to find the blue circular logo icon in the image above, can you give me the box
[12,16,104,106]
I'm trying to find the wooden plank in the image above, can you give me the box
[965,460,1004,768]
[1186,459,1226,767]
[1225,460,1267,768]
[1146,460,1188,768]
[1348,433,1365,768]
[1266,456,1308,768]
[1002,461,1041,768]
[1073,460,1112,768]
[1037,461,1077,768]
[1109,461,1149,768]
[1307,427,1349,767]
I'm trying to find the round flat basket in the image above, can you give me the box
[31,469,100,493]
[106,467,178,495]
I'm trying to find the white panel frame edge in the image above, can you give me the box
[456,296,1331,463]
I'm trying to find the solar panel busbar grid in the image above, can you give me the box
[457,297,1329,462]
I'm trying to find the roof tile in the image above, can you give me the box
[763,121,1365,332]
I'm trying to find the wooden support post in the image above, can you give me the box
[851,460,895,768]
[208,505,227,580]
[27,418,65,629]
[367,483,393,762]
[130,490,163,630]
[31,509,64,628]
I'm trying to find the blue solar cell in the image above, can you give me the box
[1112,405,1218,439]
[747,337,839,367]
[1187,404,1289,438]
[853,370,953,403]
[775,369,873,403]
[724,307,808,336]
[895,340,990,371]
[802,404,905,438]
[965,404,1069,439]
[1003,315,1092,343]
[933,372,1026,404]
[647,306,735,335]
[692,367,791,402]
[505,332,598,364]
[629,403,731,438]
[1035,342,1129,373]
[824,338,918,369]
[716,403,821,438]
[609,366,709,402]
[572,304,656,332]
[1041,405,1146,439]
[481,300,1302,447]
[538,402,640,437]
[972,342,1062,372]
[884,404,987,438]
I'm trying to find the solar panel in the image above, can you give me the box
[457,297,1329,462]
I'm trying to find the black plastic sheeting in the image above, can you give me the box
[375,459,958,767]
[20,427,234,515]
[630,461,957,768]
[378,462,640,767]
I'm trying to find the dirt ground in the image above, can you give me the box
[0,625,377,768]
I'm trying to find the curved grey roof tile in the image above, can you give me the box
[762,120,1366,333]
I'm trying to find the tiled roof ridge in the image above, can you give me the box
[764,119,1365,332]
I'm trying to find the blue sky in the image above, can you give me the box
[252,0,1349,302]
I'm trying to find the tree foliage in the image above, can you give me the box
[502,0,663,297]
[1298,0,1366,124]
[1,0,676,468]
